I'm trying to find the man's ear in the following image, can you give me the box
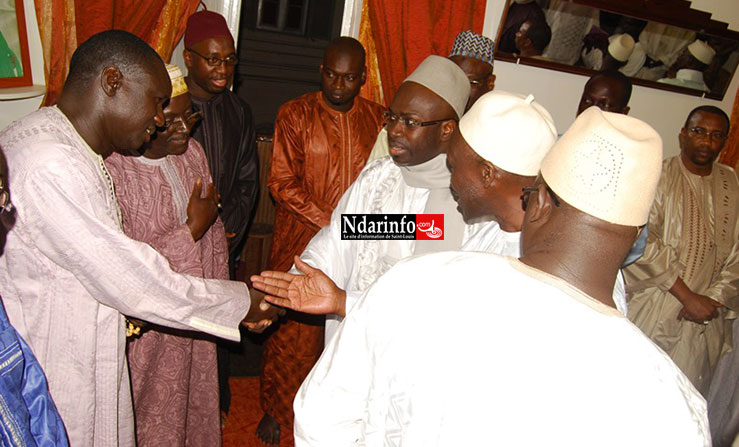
[319,63,324,76]
[527,184,554,225]
[101,66,122,97]
[481,160,497,188]
[360,66,367,86]
[487,73,496,92]
[678,127,688,149]
[439,120,456,141]
[183,49,193,69]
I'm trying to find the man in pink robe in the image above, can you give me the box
[106,64,226,446]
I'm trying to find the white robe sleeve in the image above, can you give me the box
[293,288,374,446]
[17,156,248,341]
[289,169,372,296]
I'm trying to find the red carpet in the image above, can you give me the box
[222,377,295,447]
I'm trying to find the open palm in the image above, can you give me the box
[250,256,347,316]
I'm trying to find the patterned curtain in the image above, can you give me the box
[34,0,200,106]
[719,86,739,169]
[359,0,486,107]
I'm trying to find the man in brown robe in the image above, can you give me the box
[625,105,739,396]
[258,36,385,444]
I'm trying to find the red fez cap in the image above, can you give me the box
[185,10,234,47]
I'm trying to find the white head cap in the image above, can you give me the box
[541,107,663,226]
[403,55,471,119]
[166,64,188,98]
[687,39,716,65]
[459,91,557,176]
[608,34,635,62]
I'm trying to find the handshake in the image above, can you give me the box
[241,286,286,333]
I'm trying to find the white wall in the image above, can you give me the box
[0,0,45,130]
[483,0,739,158]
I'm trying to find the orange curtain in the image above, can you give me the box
[363,0,486,106]
[719,86,739,169]
[34,0,200,106]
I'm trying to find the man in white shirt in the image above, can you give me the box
[449,90,556,255]
[288,106,711,447]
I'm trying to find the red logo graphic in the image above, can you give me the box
[416,214,444,240]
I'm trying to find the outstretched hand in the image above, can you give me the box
[250,256,347,317]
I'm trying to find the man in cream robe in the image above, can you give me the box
[626,105,739,395]
[292,107,710,446]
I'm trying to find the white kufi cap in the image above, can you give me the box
[403,55,471,119]
[459,91,557,176]
[608,34,635,62]
[687,39,716,65]
[541,107,663,226]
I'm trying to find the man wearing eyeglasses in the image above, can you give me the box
[255,57,467,442]
[625,105,739,396]
[183,9,260,420]
[252,54,469,344]
[258,36,385,445]
[184,10,259,282]
[367,30,496,163]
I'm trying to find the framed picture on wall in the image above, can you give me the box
[0,0,32,88]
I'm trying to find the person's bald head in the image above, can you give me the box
[320,37,367,112]
[577,71,632,116]
[58,30,171,157]
[65,30,166,93]
[386,81,457,166]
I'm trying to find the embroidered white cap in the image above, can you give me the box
[608,34,635,62]
[166,64,188,98]
[687,39,716,65]
[541,106,663,226]
[403,55,471,119]
[459,91,557,176]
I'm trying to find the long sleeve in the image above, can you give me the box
[268,107,334,231]
[18,158,248,341]
[704,233,739,310]
[221,103,259,260]
[625,166,683,292]
[293,290,374,446]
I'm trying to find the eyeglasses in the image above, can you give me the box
[468,73,492,86]
[687,126,727,142]
[383,110,456,129]
[187,48,238,67]
[521,185,561,211]
[158,110,202,133]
